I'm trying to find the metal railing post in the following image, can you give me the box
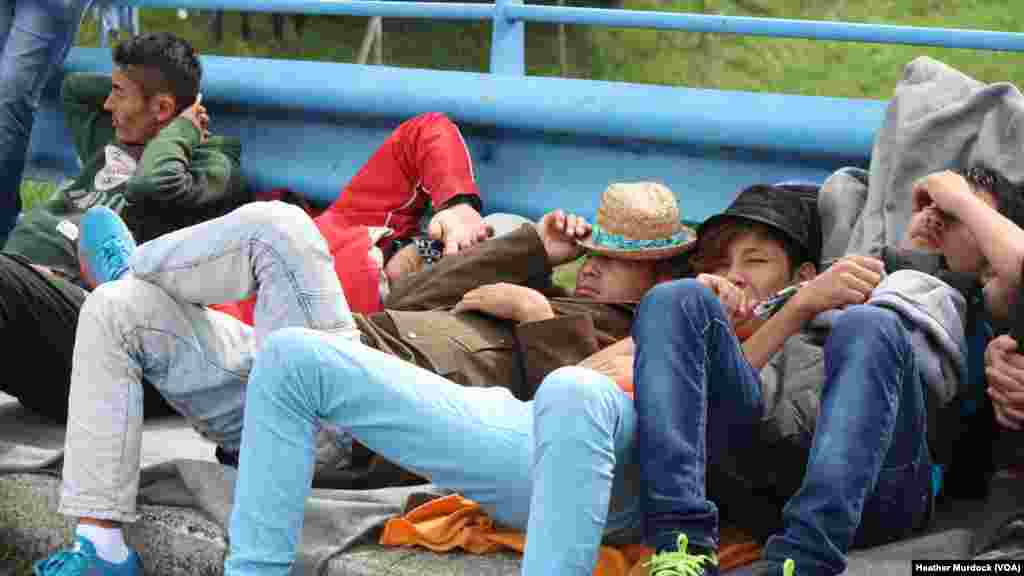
[490,0,525,75]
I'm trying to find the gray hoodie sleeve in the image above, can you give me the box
[867,269,968,404]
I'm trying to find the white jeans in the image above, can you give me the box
[60,201,359,521]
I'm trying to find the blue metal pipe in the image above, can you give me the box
[127,0,493,20]
[122,0,1024,52]
[504,5,1024,52]
[65,47,884,160]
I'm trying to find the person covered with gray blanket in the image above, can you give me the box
[820,54,1024,499]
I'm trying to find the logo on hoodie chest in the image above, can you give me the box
[94,145,138,191]
[64,145,136,212]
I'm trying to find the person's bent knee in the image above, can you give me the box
[237,200,324,249]
[831,305,905,342]
[255,328,364,416]
[80,276,157,324]
[257,328,360,391]
[533,366,621,420]
[637,278,718,328]
[257,327,325,380]
[236,200,312,230]
[640,278,714,313]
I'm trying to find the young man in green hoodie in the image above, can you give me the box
[0,31,249,422]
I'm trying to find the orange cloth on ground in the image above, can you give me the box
[379,493,762,576]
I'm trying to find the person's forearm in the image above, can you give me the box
[61,73,115,163]
[61,73,112,111]
[129,118,201,201]
[957,191,1024,283]
[741,301,809,370]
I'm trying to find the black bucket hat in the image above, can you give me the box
[696,183,822,266]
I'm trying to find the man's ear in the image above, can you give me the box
[796,261,817,283]
[150,94,177,124]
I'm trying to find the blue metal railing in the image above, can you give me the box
[115,0,1024,78]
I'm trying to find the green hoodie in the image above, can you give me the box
[2,73,249,285]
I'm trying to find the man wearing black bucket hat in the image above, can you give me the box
[629,181,972,576]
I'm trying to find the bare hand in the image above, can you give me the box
[696,273,754,326]
[428,202,493,257]
[986,334,1024,430]
[791,256,885,319]
[911,170,972,216]
[536,209,591,267]
[453,282,554,323]
[178,93,209,142]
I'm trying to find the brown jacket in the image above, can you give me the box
[353,224,636,400]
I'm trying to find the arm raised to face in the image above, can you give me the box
[913,170,1024,318]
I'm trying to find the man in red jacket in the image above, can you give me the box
[214,111,492,322]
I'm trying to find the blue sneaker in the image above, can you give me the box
[78,206,136,288]
[33,535,143,575]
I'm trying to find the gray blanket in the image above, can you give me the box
[842,55,1024,259]
[136,459,448,575]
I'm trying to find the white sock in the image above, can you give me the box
[76,523,130,563]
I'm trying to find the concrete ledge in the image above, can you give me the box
[0,473,227,575]
[327,547,521,575]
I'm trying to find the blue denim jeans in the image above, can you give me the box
[0,0,92,243]
[224,336,642,576]
[633,279,763,554]
[633,279,932,574]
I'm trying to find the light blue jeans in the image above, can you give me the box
[61,201,360,522]
[0,0,92,243]
[224,336,641,576]
[61,199,638,576]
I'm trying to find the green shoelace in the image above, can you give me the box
[646,534,719,576]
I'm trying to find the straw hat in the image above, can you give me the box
[577,182,695,260]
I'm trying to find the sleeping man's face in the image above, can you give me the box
[902,189,996,274]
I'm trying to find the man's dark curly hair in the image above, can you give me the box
[957,165,1024,230]
[113,32,201,115]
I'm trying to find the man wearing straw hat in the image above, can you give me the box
[40,181,693,573]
